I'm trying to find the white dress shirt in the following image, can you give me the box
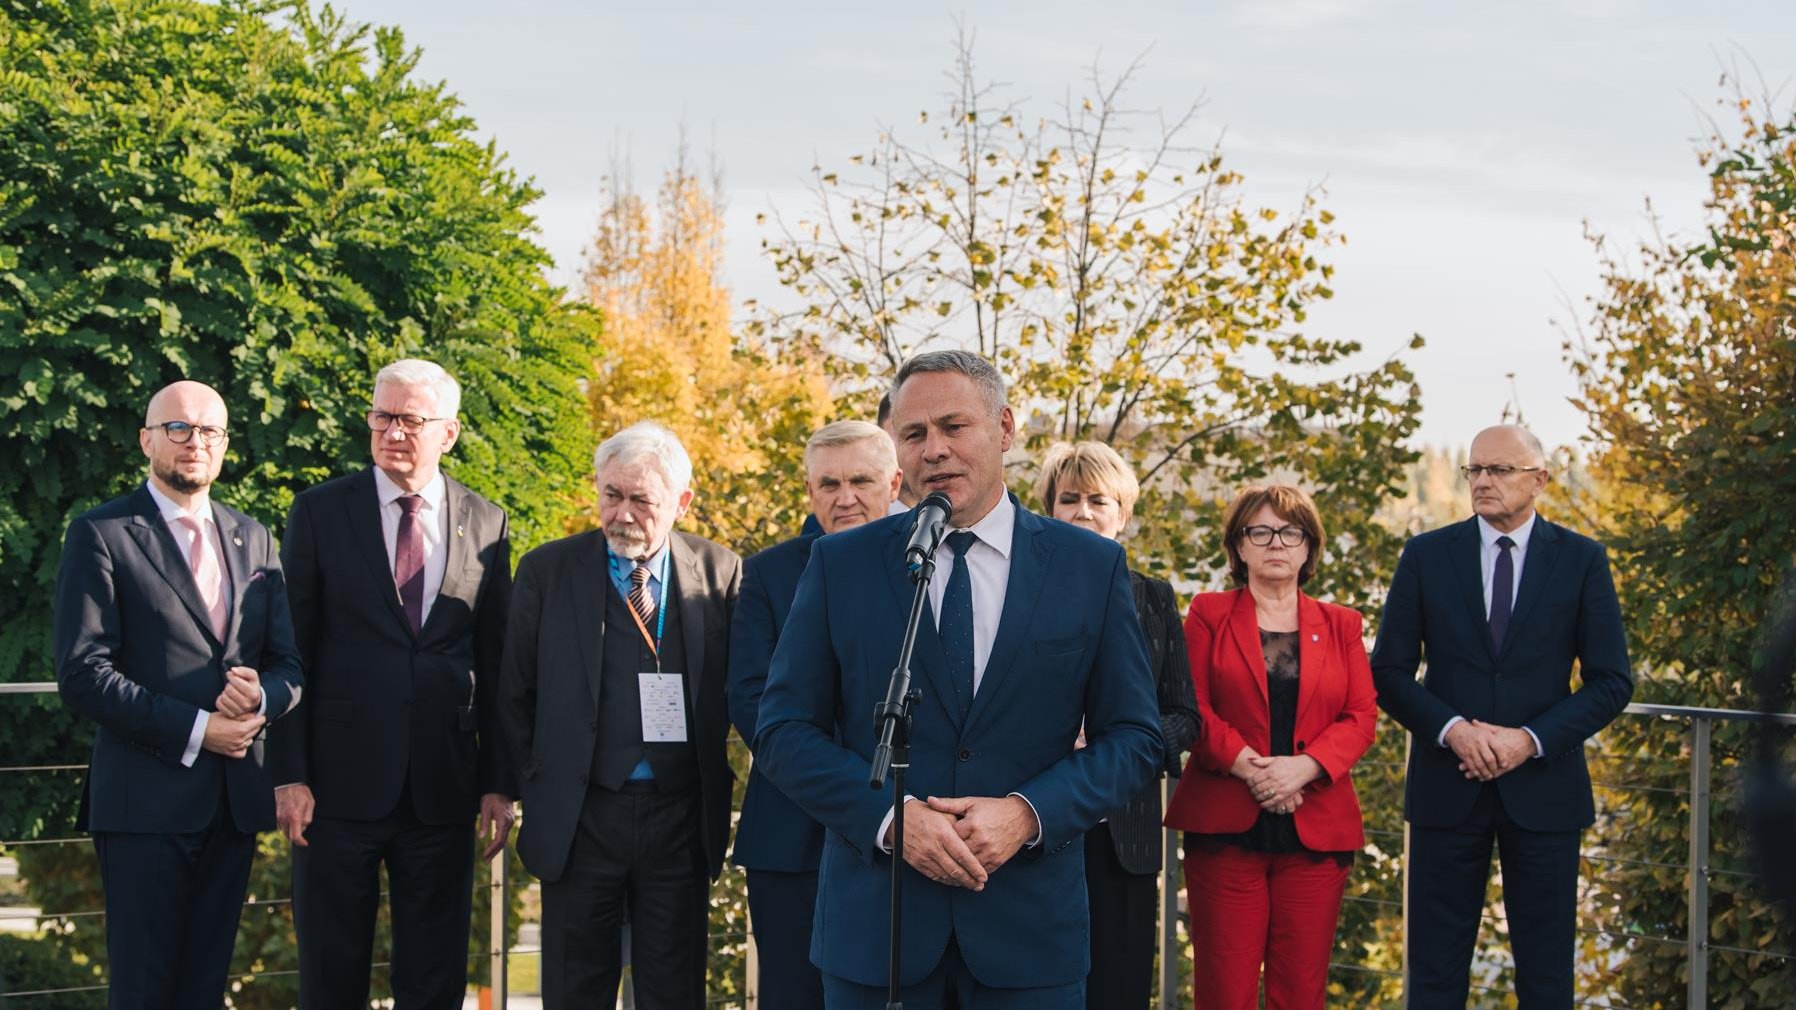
[887,499,911,517]
[373,467,449,628]
[146,481,252,767]
[1439,511,1543,757]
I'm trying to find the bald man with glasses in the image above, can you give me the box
[1371,423,1633,1009]
[54,380,303,1009]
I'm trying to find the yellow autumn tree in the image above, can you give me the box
[580,153,832,553]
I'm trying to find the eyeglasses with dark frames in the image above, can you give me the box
[1460,464,1546,480]
[143,421,227,446]
[1240,524,1309,548]
[366,410,450,434]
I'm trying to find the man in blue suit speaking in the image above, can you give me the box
[754,350,1163,1008]
[729,419,904,1010]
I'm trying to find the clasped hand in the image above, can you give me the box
[1235,751,1323,814]
[1446,719,1537,781]
[885,795,1039,891]
[201,667,265,759]
[214,666,262,718]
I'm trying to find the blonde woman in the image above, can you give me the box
[1034,441,1199,1010]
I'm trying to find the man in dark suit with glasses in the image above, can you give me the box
[269,358,515,1009]
[1372,423,1633,1008]
[54,379,303,1009]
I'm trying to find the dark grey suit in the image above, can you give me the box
[499,528,740,1008]
[54,484,302,1008]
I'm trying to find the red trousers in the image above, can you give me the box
[1184,844,1350,1010]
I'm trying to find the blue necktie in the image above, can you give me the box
[940,531,978,717]
[1489,535,1516,650]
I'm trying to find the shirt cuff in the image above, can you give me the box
[182,710,208,767]
[876,796,917,854]
[1522,727,1544,758]
[1007,792,1043,848]
[256,688,267,717]
[1437,715,1465,748]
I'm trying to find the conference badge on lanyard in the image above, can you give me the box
[628,567,688,743]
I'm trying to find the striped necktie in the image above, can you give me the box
[629,560,656,627]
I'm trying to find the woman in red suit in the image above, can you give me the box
[1163,484,1378,1010]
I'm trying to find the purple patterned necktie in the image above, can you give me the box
[395,494,425,634]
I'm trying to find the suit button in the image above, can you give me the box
[578,773,588,784]
[1296,741,1307,751]
[589,721,598,733]
[958,749,972,761]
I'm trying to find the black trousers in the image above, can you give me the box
[540,782,709,1010]
[745,868,824,1010]
[1083,821,1158,1010]
[292,794,475,1010]
[93,799,256,1010]
[1407,784,1582,1010]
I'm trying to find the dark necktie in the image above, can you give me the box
[940,530,979,716]
[629,561,656,627]
[395,494,426,634]
[1489,535,1516,650]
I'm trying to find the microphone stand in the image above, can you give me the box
[869,549,937,1010]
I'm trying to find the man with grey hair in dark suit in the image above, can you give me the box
[500,421,742,1010]
[270,358,515,1009]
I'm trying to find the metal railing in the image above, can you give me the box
[4,682,1792,1008]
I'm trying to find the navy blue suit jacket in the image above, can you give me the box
[54,486,304,835]
[1370,515,1633,832]
[728,528,824,871]
[754,496,1162,989]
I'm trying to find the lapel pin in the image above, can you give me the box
[456,525,465,538]
[1311,633,1319,642]
[233,536,243,547]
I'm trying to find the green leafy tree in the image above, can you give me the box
[1563,86,1796,1009]
[753,33,1422,1002]
[0,0,596,1001]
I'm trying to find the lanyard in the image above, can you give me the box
[622,551,669,670]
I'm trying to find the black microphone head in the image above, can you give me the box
[916,491,952,516]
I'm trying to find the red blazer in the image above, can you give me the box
[1163,588,1377,853]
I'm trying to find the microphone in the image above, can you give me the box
[904,492,953,573]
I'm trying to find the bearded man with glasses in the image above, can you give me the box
[269,358,516,1009]
[53,380,303,1009]
[1371,423,1634,1009]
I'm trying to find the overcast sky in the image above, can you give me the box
[337,0,1795,451]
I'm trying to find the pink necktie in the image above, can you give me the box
[176,515,229,642]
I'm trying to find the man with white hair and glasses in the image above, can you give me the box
[500,421,742,1009]
[270,358,516,1009]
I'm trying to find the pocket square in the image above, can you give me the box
[247,570,266,584]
